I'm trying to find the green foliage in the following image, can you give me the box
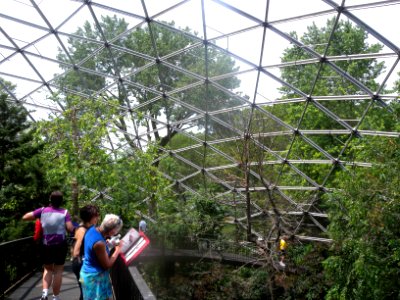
[256,19,397,300]
[32,94,174,221]
[1,14,399,300]
[280,19,383,98]
[5,265,17,282]
[32,95,117,213]
[184,193,226,237]
[97,144,174,223]
[141,261,270,300]
[153,191,226,246]
[324,137,400,299]
[265,18,386,186]
[0,92,47,241]
[275,242,329,299]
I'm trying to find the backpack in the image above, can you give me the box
[80,226,87,257]
[33,218,43,242]
[72,225,87,264]
[33,207,44,242]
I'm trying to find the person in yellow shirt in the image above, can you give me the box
[279,235,288,267]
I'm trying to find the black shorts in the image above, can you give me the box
[72,257,83,280]
[41,242,68,265]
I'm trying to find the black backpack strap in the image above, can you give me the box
[80,226,89,257]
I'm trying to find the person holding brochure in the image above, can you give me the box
[80,214,123,300]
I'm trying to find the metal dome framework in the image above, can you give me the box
[1,0,399,243]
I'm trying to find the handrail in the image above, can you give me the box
[0,236,32,246]
[1,234,263,299]
[142,234,263,267]
[149,234,261,259]
[0,236,41,298]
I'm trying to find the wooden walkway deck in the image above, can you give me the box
[5,261,80,300]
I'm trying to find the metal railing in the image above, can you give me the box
[1,234,263,299]
[146,234,262,265]
[0,237,41,298]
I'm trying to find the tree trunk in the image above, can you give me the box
[71,177,79,217]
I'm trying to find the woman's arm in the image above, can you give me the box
[22,211,35,221]
[93,241,123,270]
[66,220,75,233]
[72,227,85,257]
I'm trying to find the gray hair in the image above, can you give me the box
[100,214,123,234]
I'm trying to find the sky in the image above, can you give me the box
[0,0,399,120]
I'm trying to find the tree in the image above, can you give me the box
[271,18,385,179]
[56,15,241,151]
[0,88,46,241]
[280,19,383,98]
[256,18,396,298]
[323,133,400,299]
[33,95,118,216]
[34,94,173,220]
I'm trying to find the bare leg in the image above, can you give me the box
[52,264,65,296]
[43,264,54,290]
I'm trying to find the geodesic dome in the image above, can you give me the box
[1,0,399,243]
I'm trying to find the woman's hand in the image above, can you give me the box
[113,240,124,255]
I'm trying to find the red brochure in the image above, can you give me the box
[119,228,150,265]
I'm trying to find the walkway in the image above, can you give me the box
[4,239,262,299]
[5,261,80,300]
